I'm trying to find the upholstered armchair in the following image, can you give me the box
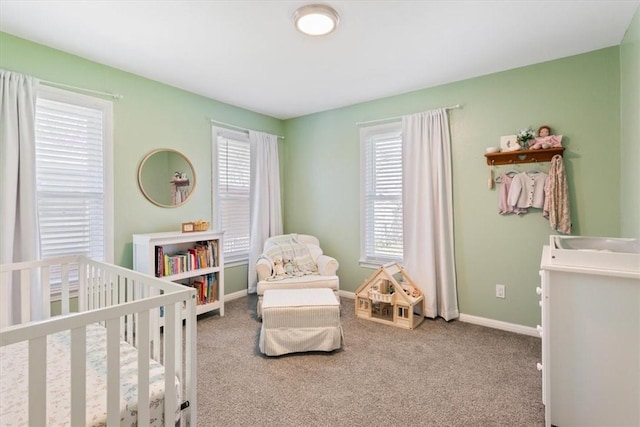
[256,234,339,316]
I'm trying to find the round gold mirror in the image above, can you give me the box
[137,149,196,208]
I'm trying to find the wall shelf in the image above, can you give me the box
[484,147,564,166]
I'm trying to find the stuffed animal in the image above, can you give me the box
[284,257,295,275]
[273,256,285,277]
[529,125,563,150]
[529,135,562,150]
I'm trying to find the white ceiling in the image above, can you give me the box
[1,1,638,119]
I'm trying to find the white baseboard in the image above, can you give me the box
[458,313,539,337]
[339,290,356,299]
[225,289,248,302]
[339,290,537,337]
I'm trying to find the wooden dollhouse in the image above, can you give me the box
[354,262,425,330]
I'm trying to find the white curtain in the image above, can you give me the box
[0,70,42,326]
[247,131,283,293]
[402,109,459,321]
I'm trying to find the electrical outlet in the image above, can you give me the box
[496,284,506,299]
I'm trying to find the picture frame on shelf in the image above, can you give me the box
[500,135,520,152]
[182,222,195,233]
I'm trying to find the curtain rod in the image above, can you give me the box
[40,79,123,100]
[210,119,285,139]
[355,104,461,127]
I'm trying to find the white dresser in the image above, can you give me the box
[538,237,640,427]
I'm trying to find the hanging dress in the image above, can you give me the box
[544,155,571,234]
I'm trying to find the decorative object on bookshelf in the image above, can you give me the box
[193,220,210,231]
[182,220,209,233]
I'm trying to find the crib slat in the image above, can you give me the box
[100,268,106,310]
[78,259,87,312]
[174,300,182,401]
[119,274,126,338]
[105,269,112,307]
[61,263,70,314]
[185,292,197,426]
[85,264,94,311]
[41,266,51,319]
[28,336,46,426]
[91,265,97,310]
[20,269,30,323]
[129,277,136,345]
[151,282,160,360]
[91,264,98,311]
[0,270,10,328]
[97,266,104,312]
[137,310,151,425]
[70,326,87,425]
[164,303,177,426]
[106,318,120,426]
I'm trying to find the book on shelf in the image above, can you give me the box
[155,246,164,277]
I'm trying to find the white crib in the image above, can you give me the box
[0,255,197,426]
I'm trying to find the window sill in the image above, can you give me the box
[359,259,403,269]
[224,259,248,268]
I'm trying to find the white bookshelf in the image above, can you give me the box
[133,230,224,318]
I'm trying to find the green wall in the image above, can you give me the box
[620,6,640,239]
[0,32,283,294]
[2,27,636,327]
[283,47,622,327]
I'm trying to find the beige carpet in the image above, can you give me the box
[195,294,544,426]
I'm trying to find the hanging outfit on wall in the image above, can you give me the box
[544,154,571,234]
[171,183,184,205]
[497,173,527,215]
[171,173,189,205]
[507,171,548,210]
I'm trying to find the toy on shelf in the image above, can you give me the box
[529,125,563,150]
[354,262,425,330]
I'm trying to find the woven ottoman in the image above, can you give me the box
[259,288,343,356]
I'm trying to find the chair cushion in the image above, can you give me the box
[257,275,339,296]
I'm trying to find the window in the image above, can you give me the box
[360,122,403,265]
[212,127,251,263]
[35,86,113,290]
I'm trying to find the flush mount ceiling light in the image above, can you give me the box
[293,4,340,36]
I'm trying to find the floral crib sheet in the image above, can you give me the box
[0,322,179,426]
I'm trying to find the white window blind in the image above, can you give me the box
[35,87,113,290]
[361,123,403,264]
[214,129,251,262]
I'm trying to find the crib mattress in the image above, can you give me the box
[0,322,178,426]
[259,288,343,356]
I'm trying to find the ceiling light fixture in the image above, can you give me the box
[293,4,340,36]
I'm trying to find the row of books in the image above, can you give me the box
[158,273,218,317]
[188,274,218,305]
[155,240,219,277]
